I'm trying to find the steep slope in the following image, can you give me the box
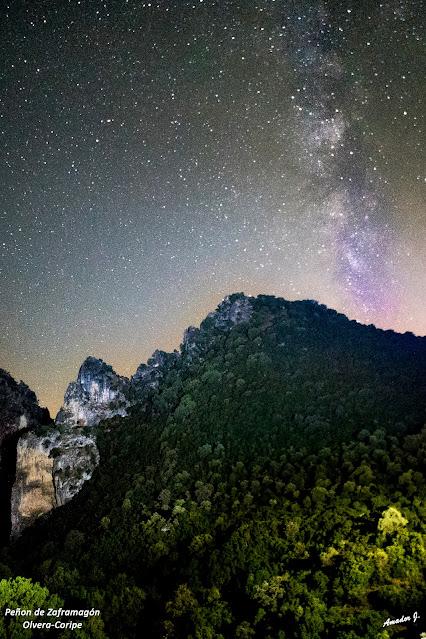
[0,370,51,543]
[8,294,426,638]
[9,297,255,536]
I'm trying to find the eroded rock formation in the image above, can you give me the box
[56,356,129,427]
[0,370,51,542]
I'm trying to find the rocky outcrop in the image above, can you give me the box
[0,370,51,543]
[10,433,56,538]
[181,326,201,360]
[132,350,179,389]
[52,431,99,506]
[56,356,129,427]
[204,293,253,329]
[181,294,254,363]
[10,428,99,538]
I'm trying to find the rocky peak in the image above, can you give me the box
[148,349,175,369]
[181,326,200,358]
[56,357,129,427]
[132,349,179,389]
[9,358,121,538]
[178,294,254,364]
[76,356,126,404]
[204,293,254,330]
[182,326,198,343]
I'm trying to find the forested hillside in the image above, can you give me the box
[3,295,426,639]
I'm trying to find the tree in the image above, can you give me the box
[377,507,408,536]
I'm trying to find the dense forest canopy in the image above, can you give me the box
[2,295,426,638]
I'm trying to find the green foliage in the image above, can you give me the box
[0,576,62,638]
[377,507,408,537]
[6,297,426,638]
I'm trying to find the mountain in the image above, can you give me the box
[6,293,426,639]
[9,295,257,535]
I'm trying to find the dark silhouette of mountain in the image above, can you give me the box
[0,369,51,445]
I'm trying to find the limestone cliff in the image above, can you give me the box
[181,294,254,362]
[132,350,179,390]
[10,428,99,538]
[0,370,51,542]
[10,432,56,538]
[10,357,123,537]
[204,293,253,329]
[52,431,99,506]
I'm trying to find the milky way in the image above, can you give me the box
[285,0,400,317]
[0,0,424,411]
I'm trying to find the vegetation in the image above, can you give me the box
[3,296,426,638]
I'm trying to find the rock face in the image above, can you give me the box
[0,370,51,542]
[56,356,129,427]
[52,431,99,506]
[10,433,56,538]
[205,293,253,329]
[181,294,254,363]
[181,326,201,360]
[10,428,99,538]
[132,350,179,389]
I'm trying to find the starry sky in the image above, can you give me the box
[1,0,425,414]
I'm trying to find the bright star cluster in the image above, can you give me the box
[0,0,424,412]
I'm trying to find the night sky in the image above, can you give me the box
[1,0,425,414]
